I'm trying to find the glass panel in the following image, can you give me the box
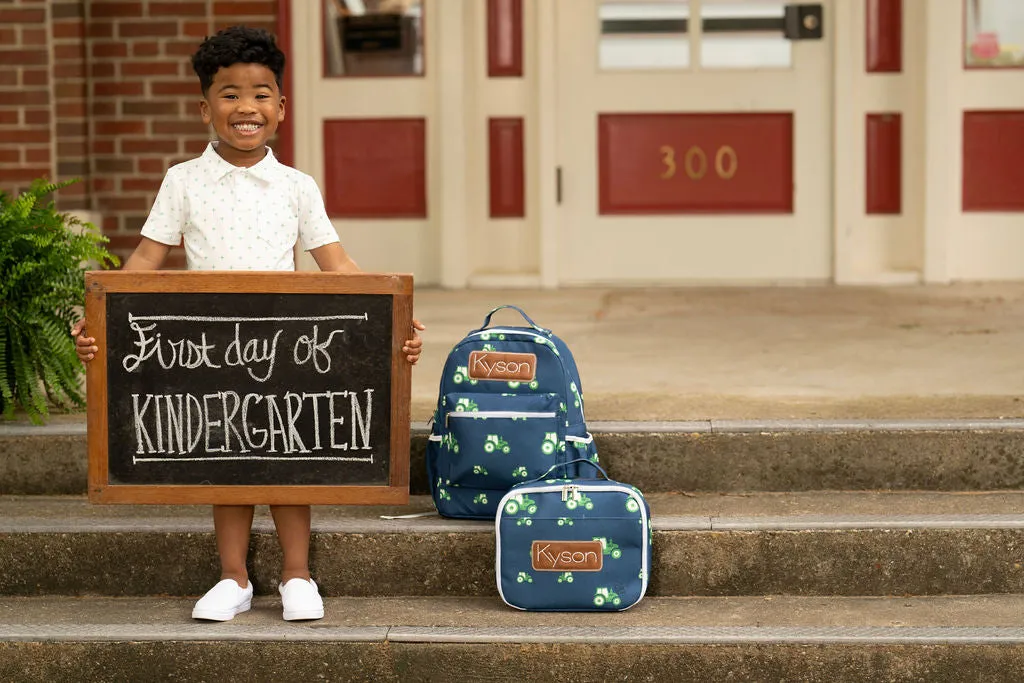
[965,0,1024,67]
[599,1,691,70]
[700,0,791,69]
[323,0,424,77]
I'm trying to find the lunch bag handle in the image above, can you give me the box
[529,458,610,484]
[475,305,548,334]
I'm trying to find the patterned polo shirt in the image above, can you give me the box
[140,143,339,271]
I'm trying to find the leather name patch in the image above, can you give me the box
[531,541,604,572]
[468,351,536,382]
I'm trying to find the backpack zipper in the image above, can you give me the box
[446,409,557,428]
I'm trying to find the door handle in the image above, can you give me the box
[784,4,824,41]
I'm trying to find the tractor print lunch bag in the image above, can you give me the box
[495,459,653,612]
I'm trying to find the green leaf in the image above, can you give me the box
[0,178,119,423]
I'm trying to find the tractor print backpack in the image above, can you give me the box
[426,305,599,520]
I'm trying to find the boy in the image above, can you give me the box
[71,25,424,622]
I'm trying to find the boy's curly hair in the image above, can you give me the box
[191,25,285,95]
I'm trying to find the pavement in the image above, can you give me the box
[5,595,1024,632]
[5,281,1024,428]
[403,283,1024,423]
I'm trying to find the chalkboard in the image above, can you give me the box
[85,271,413,505]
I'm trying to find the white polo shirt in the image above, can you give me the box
[140,143,340,271]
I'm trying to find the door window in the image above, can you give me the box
[700,0,791,68]
[323,0,425,77]
[598,0,793,71]
[599,1,691,70]
[965,0,1024,67]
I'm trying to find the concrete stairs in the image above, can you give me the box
[4,419,1024,681]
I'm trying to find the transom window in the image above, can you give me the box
[598,0,792,71]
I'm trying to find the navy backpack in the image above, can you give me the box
[426,305,599,519]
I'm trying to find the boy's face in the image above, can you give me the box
[200,62,285,166]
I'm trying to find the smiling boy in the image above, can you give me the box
[71,25,424,622]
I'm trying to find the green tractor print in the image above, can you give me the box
[516,517,532,526]
[452,365,478,386]
[472,464,488,476]
[479,332,507,342]
[504,494,538,516]
[565,492,594,511]
[593,588,621,607]
[512,466,529,479]
[557,572,574,584]
[484,434,511,454]
[473,493,488,505]
[593,537,622,559]
[442,433,459,453]
[481,343,496,352]
[625,498,640,513]
[532,336,560,356]
[541,432,562,455]
[516,571,532,583]
[506,379,540,390]
[435,478,452,502]
[556,517,574,527]
[569,382,582,409]
[454,397,479,413]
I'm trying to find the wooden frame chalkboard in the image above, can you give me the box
[85,271,413,505]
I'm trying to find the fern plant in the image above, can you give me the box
[0,179,119,423]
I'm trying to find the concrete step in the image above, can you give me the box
[5,418,1024,495]
[2,595,1024,681]
[4,492,1024,598]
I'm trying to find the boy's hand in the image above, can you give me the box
[403,319,425,365]
[71,319,97,364]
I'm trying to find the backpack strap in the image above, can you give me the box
[475,305,549,334]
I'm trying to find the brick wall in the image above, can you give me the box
[0,0,54,193]
[0,0,280,269]
[52,0,88,211]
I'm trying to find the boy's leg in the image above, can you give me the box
[269,505,312,582]
[192,504,255,621]
[271,505,322,620]
[213,504,255,586]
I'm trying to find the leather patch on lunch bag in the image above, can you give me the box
[531,541,604,572]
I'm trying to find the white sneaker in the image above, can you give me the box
[279,577,325,621]
[191,579,253,621]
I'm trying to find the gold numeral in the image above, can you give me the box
[659,145,676,179]
[684,146,707,180]
[659,144,738,180]
[715,145,738,179]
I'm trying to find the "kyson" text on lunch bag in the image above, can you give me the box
[531,541,604,571]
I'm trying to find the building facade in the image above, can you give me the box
[1,0,1022,286]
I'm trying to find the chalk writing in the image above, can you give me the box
[130,389,375,463]
[116,311,377,464]
[120,313,366,382]
[293,325,347,374]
